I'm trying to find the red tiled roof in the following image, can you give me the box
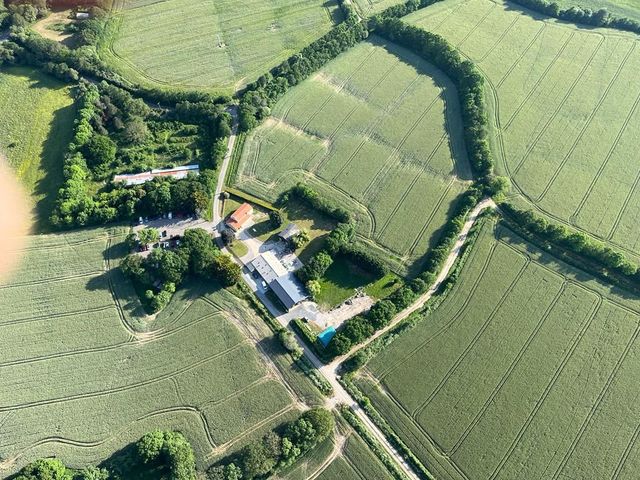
[227,203,253,230]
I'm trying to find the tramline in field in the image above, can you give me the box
[406,0,640,260]
[356,218,640,480]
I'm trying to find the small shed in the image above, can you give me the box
[75,12,90,20]
[278,223,301,242]
[318,327,336,347]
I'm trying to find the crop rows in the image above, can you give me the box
[234,38,471,269]
[357,219,640,480]
[104,0,340,91]
[0,228,297,474]
[406,0,640,259]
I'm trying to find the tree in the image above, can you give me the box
[290,229,310,250]
[239,440,276,479]
[181,228,216,276]
[123,116,149,144]
[83,134,117,176]
[328,332,352,356]
[150,249,189,285]
[269,210,284,228]
[78,467,109,480]
[211,254,241,286]
[298,251,333,282]
[221,229,236,246]
[300,408,334,442]
[121,254,145,279]
[138,228,160,246]
[306,280,321,300]
[137,430,165,462]
[278,329,303,359]
[15,459,72,480]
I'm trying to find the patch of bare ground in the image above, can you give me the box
[0,156,33,284]
[32,10,74,44]
[263,117,330,149]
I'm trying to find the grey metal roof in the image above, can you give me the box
[269,273,307,310]
[278,223,301,240]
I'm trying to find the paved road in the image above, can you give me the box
[213,114,495,480]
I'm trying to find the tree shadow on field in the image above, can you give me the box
[101,442,170,480]
[325,0,344,24]
[32,102,76,233]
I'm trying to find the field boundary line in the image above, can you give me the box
[537,41,637,203]
[477,15,520,63]
[487,294,604,479]
[511,35,605,177]
[0,305,115,328]
[494,23,547,90]
[449,281,568,454]
[549,311,640,480]
[0,342,249,413]
[411,259,531,419]
[611,419,640,479]
[502,31,575,131]
[456,2,497,49]
[568,71,640,221]
[607,168,640,240]
[375,132,447,240]
[258,47,379,173]
[0,271,104,290]
[105,237,138,336]
[376,240,501,380]
[197,377,273,411]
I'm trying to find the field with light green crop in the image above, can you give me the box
[0,67,75,223]
[101,0,341,92]
[0,227,306,475]
[356,218,640,480]
[352,0,406,16]
[406,0,640,260]
[315,432,394,480]
[233,37,471,272]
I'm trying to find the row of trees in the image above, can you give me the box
[14,459,108,480]
[509,0,640,35]
[121,228,241,312]
[502,204,639,279]
[281,183,351,223]
[207,409,334,480]
[238,14,368,130]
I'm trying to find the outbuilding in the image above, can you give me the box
[226,203,253,232]
[277,223,301,242]
[251,251,307,311]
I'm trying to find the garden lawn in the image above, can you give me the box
[357,218,640,480]
[102,0,341,92]
[0,227,302,475]
[233,37,472,274]
[0,67,75,226]
[407,0,640,261]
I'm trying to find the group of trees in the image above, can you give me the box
[207,409,334,480]
[121,228,241,312]
[509,0,640,34]
[49,80,226,228]
[503,204,639,279]
[238,13,368,130]
[13,459,108,480]
[136,431,197,480]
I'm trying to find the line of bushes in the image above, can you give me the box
[206,409,334,480]
[339,405,410,480]
[325,187,485,357]
[340,375,435,480]
[508,0,640,35]
[370,0,443,20]
[501,204,639,287]
[281,183,351,223]
[238,14,368,131]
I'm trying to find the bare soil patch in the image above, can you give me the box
[32,10,74,44]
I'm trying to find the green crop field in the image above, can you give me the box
[356,218,640,480]
[101,0,341,92]
[315,432,394,480]
[0,227,305,475]
[0,67,75,223]
[406,0,640,260]
[233,37,471,272]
